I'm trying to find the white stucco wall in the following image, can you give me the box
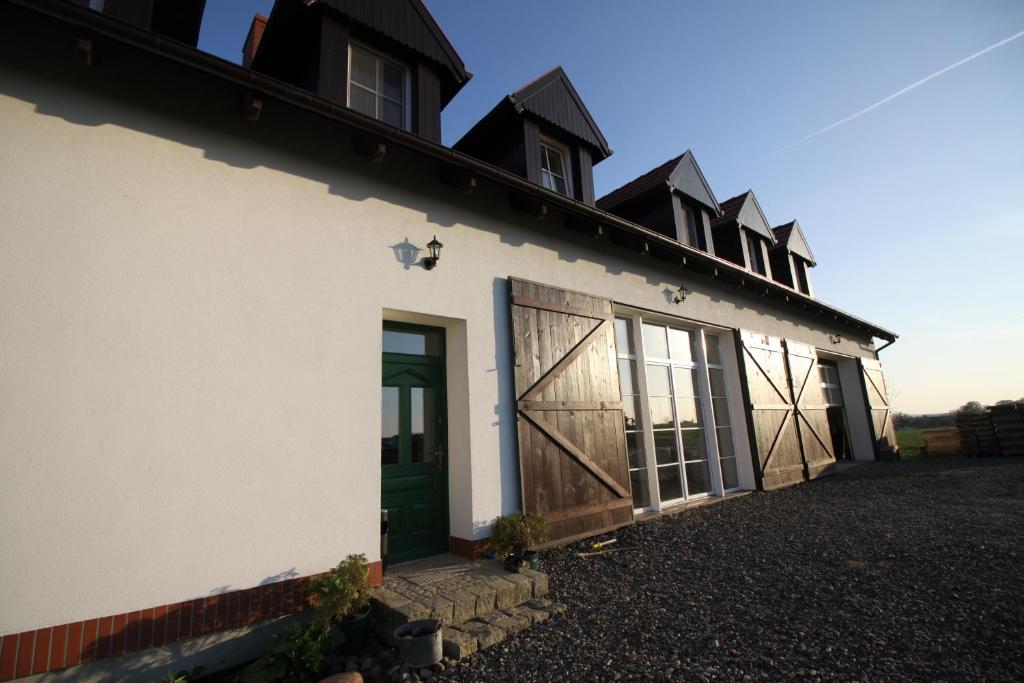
[0,55,882,636]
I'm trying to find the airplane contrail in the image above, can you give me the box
[765,29,1024,158]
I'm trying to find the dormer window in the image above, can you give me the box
[746,232,766,275]
[540,138,572,196]
[680,203,699,247]
[348,43,407,129]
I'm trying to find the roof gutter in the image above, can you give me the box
[10,0,897,343]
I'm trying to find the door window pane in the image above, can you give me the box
[653,431,679,465]
[712,398,731,426]
[657,465,684,501]
[410,387,435,463]
[649,398,674,430]
[630,468,651,509]
[622,397,642,431]
[625,430,646,469]
[618,359,638,395]
[381,386,399,465]
[708,368,726,397]
[676,397,703,428]
[705,335,722,365]
[614,317,635,355]
[668,328,694,362]
[680,429,706,461]
[716,427,735,457]
[685,461,711,495]
[672,366,699,397]
[383,329,441,355]
[645,364,671,396]
[642,323,669,359]
[721,457,739,490]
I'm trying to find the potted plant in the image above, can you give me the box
[490,512,548,571]
[308,554,372,654]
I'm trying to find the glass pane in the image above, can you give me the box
[819,366,830,384]
[614,318,634,355]
[657,465,683,501]
[649,398,674,430]
[705,335,722,365]
[618,359,638,395]
[716,427,735,457]
[708,368,726,397]
[645,364,671,396]
[672,366,698,397]
[721,456,739,490]
[410,387,435,463]
[381,386,399,465]
[383,329,440,355]
[623,397,642,431]
[543,145,565,177]
[350,85,376,118]
[351,46,376,89]
[668,328,693,362]
[829,387,844,406]
[382,62,404,101]
[653,430,679,465]
[630,468,651,509]
[540,171,555,192]
[625,430,646,469]
[676,396,703,429]
[712,398,731,426]
[642,323,669,359]
[680,428,706,462]
[685,461,711,495]
[551,173,568,195]
[382,99,403,127]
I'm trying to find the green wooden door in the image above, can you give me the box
[380,323,448,564]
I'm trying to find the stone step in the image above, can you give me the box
[370,565,561,659]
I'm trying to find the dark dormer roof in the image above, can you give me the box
[510,67,612,160]
[257,0,470,106]
[772,220,816,265]
[597,150,719,215]
[712,190,775,242]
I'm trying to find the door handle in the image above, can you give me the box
[436,445,446,470]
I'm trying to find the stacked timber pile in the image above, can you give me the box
[921,428,961,456]
[956,411,1000,457]
[990,403,1024,456]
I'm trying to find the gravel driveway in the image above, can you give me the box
[450,458,1024,682]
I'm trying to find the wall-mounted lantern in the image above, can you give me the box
[673,284,689,304]
[829,333,842,345]
[424,235,443,270]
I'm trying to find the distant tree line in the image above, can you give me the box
[894,397,1024,430]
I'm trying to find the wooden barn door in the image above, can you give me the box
[859,358,899,459]
[735,331,805,489]
[509,278,633,543]
[784,341,836,479]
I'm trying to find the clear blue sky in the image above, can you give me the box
[198,1,1024,414]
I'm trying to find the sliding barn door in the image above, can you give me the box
[859,358,899,459]
[785,341,836,479]
[509,278,633,543]
[735,331,805,490]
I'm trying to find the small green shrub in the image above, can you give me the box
[490,512,548,560]
[307,554,371,630]
[242,622,343,683]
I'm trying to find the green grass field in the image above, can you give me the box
[896,429,926,459]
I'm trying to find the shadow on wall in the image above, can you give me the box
[491,278,521,518]
[0,5,686,293]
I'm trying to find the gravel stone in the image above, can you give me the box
[447,459,1024,681]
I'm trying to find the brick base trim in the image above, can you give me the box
[0,560,383,681]
[448,535,491,560]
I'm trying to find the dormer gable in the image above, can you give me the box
[770,220,816,296]
[454,67,610,206]
[711,190,776,277]
[250,0,470,143]
[597,150,720,253]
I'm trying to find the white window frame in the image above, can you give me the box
[819,362,844,407]
[614,312,739,511]
[539,136,573,197]
[347,42,411,131]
